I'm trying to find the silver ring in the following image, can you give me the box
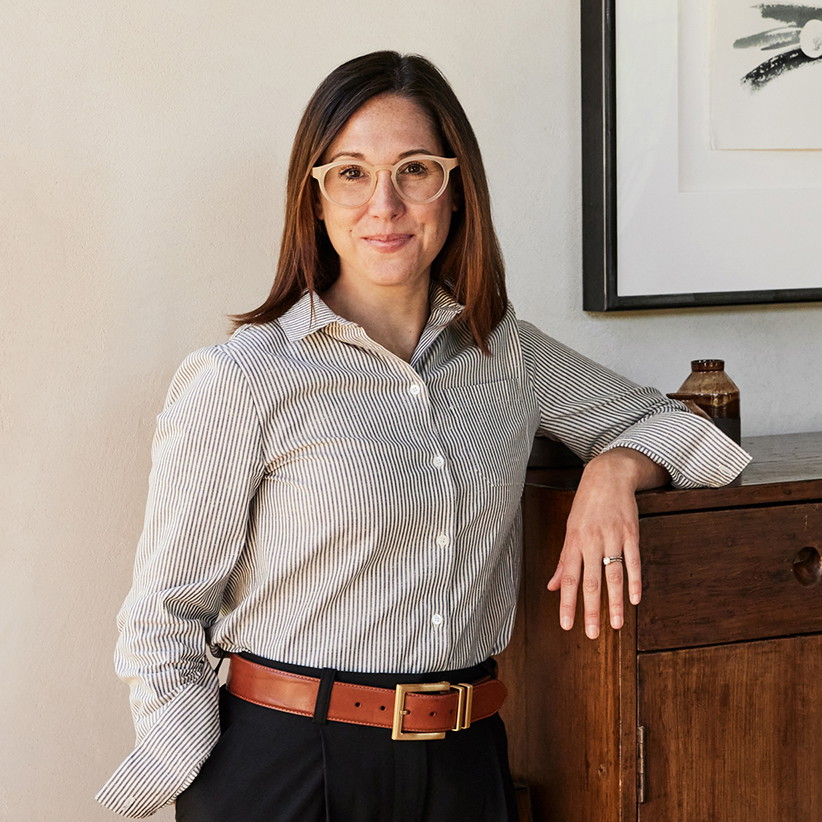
[602,556,624,566]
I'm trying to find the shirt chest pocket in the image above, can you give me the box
[443,379,530,488]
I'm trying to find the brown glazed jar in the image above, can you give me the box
[676,360,741,444]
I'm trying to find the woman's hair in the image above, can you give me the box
[233,51,507,351]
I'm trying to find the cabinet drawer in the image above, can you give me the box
[638,502,822,651]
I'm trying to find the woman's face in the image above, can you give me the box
[316,93,455,298]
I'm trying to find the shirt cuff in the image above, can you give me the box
[96,678,220,818]
[602,411,752,489]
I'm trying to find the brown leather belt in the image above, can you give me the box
[226,654,508,740]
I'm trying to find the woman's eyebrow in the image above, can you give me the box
[326,151,366,162]
[325,148,435,163]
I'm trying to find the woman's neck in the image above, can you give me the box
[321,278,430,362]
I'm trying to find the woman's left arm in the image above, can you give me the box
[517,319,751,638]
[546,447,668,639]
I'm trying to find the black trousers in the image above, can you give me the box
[175,655,519,822]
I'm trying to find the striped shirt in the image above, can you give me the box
[96,287,750,817]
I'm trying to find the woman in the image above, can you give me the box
[97,51,749,821]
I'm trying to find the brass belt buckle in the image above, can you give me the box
[392,682,449,740]
[391,681,474,740]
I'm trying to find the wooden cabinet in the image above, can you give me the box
[498,432,822,822]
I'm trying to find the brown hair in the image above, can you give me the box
[233,51,507,351]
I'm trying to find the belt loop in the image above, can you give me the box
[213,654,225,678]
[312,668,337,724]
[481,658,498,679]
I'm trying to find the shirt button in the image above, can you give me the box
[432,455,445,469]
[431,614,444,626]
[435,534,449,547]
[408,384,421,396]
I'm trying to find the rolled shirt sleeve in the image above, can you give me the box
[517,321,751,487]
[96,346,265,818]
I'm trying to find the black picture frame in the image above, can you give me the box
[580,0,822,311]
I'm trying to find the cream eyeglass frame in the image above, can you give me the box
[311,155,459,208]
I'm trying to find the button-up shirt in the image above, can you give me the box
[96,288,750,817]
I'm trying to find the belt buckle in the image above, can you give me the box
[391,681,474,741]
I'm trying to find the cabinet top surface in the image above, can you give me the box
[527,431,822,514]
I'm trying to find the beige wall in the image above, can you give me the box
[2,1,820,819]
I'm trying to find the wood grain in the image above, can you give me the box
[502,432,822,822]
[497,486,635,822]
[638,503,822,650]
[638,635,822,822]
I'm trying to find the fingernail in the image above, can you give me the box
[561,617,572,630]
[630,593,640,605]
[586,625,598,639]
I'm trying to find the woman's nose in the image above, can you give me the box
[368,169,404,215]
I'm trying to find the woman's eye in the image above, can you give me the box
[337,165,367,181]
[401,162,428,176]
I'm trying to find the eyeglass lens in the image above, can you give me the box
[323,158,447,206]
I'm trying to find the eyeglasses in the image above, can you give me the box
[311,155,459,208]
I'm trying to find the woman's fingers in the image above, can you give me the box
[550,541,616,637]
[602,554,625,633]
[547,552,582,631]
[581,552,604,639]
[626,538,642,606]
[549,533,641,638]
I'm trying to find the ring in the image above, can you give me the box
[602,556,624,566]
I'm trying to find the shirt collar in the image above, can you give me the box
[278,291,343,343]
[428,284,465,327]
[278,284,464,344]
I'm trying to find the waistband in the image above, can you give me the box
[236,651,499,687]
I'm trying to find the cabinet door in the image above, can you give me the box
[638,635,822,822]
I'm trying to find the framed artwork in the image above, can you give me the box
[581,0,822,311]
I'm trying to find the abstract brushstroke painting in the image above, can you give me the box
[711,1,822,148]
[735,4,822,88]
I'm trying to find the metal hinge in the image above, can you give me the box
[637,725,646,804]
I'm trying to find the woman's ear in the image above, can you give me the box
[313,193,324,221]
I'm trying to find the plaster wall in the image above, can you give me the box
[2,2,819,819]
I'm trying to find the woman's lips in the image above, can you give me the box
[362,234,413,252]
